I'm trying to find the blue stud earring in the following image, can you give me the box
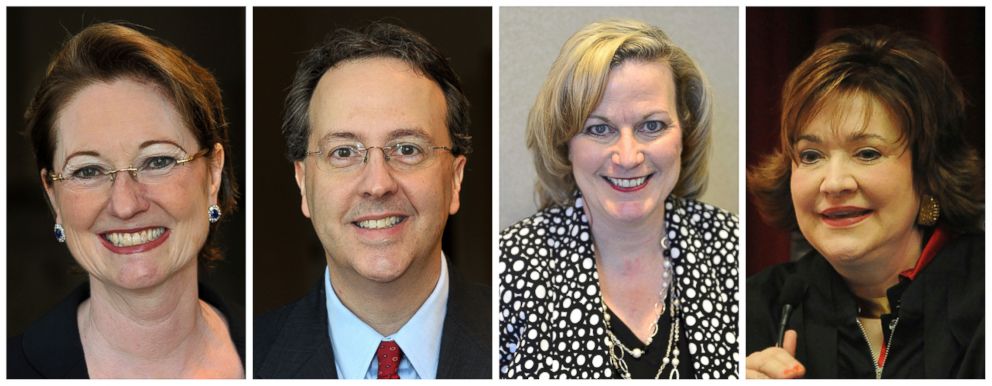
[208,204,222,223]
[54,224,66,243]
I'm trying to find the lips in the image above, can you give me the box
[603,174,653,192]
[99,227,170,254]
[819,206,873,227]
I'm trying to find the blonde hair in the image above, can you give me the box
[527,19,713,208]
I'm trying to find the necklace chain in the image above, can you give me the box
[601,235,679,379]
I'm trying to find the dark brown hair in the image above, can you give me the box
[748,27,983,233]
[25,22,239,262]
[282,21,471,161]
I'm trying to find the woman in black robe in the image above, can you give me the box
[745,27,983,379]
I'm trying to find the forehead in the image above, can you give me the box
[799,93,903,142]
[594,60,677,112]
[53,78,196,161]
[308,57,448,144]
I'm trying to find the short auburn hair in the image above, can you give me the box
[527,19,713,208]
[748,27,983,232]
[25,22,239,262]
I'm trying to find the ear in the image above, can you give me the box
[294,161,312,218]
[208,143,225,204]
[40,169,61,223]
[448,155,467,215]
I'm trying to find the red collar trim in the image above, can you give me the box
[900,226,951,281]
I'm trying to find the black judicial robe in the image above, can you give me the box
[746,232,984,378]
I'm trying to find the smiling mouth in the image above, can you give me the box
[354,216,407,230]
[102,227,167,247]
[603,174,653,191]
[821,209,872,219]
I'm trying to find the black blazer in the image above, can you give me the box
[254,268,491,379]
[747,232,984,378]
[7,283,246,378]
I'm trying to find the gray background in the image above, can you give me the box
[500,7,739,228]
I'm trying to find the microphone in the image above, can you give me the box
[776,276,807,348]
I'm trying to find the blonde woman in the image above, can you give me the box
[498,19,738,379]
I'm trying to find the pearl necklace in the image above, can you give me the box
[601,236,680,379]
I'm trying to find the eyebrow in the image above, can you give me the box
[794,132,891,144]
[587,111,673,125]
[316,127,433,146]
[62,140,188,167]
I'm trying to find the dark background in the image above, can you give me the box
[252,7,493,314]
[7,7,246,336]
[746,7,985,276]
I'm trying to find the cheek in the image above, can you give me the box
[567,139,605,175]
[644,137,682,172]
[56,192,102,228]
[164,170,214,220]
[789,167,815,213]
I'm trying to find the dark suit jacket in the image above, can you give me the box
[7,283,246,378]
[254,268,491,379]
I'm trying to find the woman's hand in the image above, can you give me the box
[745,330,806,379]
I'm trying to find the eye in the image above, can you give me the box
[393,143,424,157]
[70,165,106,180]
[639,120,670,134]
[143,156,178,170]
[855,148,882,162]
[584,124,614,137]
[797,149,823,165]
[330,146,359,159]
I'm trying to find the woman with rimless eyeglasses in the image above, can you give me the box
[8,23,243,378]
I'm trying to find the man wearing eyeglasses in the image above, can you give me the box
[254,22,490,379]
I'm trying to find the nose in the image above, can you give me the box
[611,130,645,169]
[358,148,399,198]
[107,171,150,219]
[819,157,857,196]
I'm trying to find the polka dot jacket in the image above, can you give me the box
[498,194,740,379]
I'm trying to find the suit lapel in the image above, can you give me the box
[436,268,492,379]
[257,281,338,378]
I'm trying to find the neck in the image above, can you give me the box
[834,231,923,299]
[585,205,667,269]
[328,250,442,336]
[80,260,205,365]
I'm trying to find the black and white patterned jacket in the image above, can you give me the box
[498,194,739,379]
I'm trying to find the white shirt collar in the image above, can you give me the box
[324,254,449,379]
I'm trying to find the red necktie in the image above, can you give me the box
[376,340,403,379]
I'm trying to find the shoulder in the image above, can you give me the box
[253,283,324,369]
[199,284,245,366]
[7,334,42,378]
[499,203,577,248]
[7,285,89,379]
[669,197,739,275]
[672,197,739,234]
[499,203,583,270]
[447,272,492,346]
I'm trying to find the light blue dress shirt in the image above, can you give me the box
[324,255,449,379]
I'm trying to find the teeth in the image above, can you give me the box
[607,176,647,188]
[357,216,403,230]
[106,228,165,247]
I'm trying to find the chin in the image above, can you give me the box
[814,241,868,266]
[111,263,166,290]
[605,200,657,222]
[355,257,411,284]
